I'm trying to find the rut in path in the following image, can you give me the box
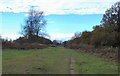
[70,57,77,74]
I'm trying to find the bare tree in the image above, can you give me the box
[101,1,120,29]
[71,32,81,40]
[21,7,47,39]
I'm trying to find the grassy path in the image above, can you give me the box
[70,57,76,74]
[2,47,118,74]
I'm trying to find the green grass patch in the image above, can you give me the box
[2,47,118,74]
[72,51,118,74]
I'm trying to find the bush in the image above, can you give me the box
[67,44,80,49]
[11,42,47,49]
[65,43,118,61]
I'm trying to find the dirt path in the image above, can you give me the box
[70,57,77,74]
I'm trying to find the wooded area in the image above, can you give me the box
[63,2,120,61]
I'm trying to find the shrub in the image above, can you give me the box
[12,42,47,49]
